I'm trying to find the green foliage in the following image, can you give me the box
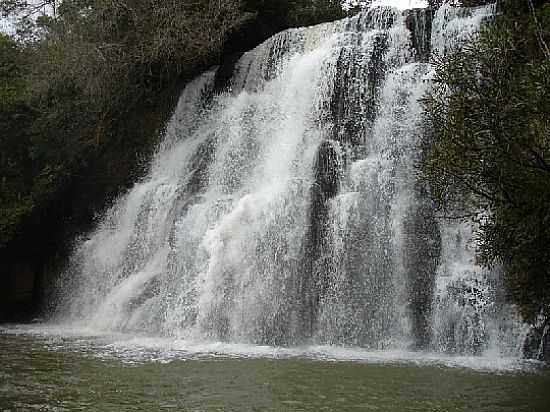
[242,0,345,28]
[0,34,33,247]
[423,2,550,320]
[285,0,345,26]
[28,0,245,116]
[0,34,25,108]
[0,200,34,247]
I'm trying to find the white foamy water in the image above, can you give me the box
[1,324,540,373]
[343,0,428,10]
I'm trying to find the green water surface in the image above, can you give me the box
[1,332,549,411]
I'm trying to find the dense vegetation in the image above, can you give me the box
[0,0,344,264]
[0,32,31,248]
[423,0,550,322]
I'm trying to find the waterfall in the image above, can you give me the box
[53,4,525,357]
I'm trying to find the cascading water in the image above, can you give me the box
[53,3,526,357]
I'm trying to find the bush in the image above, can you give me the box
[0,33,34,247]
[422,1,550,320]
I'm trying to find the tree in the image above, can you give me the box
[422,0,550,321]
[0,33,34,247]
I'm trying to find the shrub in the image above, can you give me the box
[423,1,550,320]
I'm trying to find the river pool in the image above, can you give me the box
[1,325,549,411]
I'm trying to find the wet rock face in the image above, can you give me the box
[301,141,342,335]
[403,194,441,349]
[406,8,435,62]
[314,141,341,200]
[330,33,388,146]
[523,313,550,361]
[213,53,244,94]
[308,140,342,270]
[187,136,217,195]
[308,140,342,259]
